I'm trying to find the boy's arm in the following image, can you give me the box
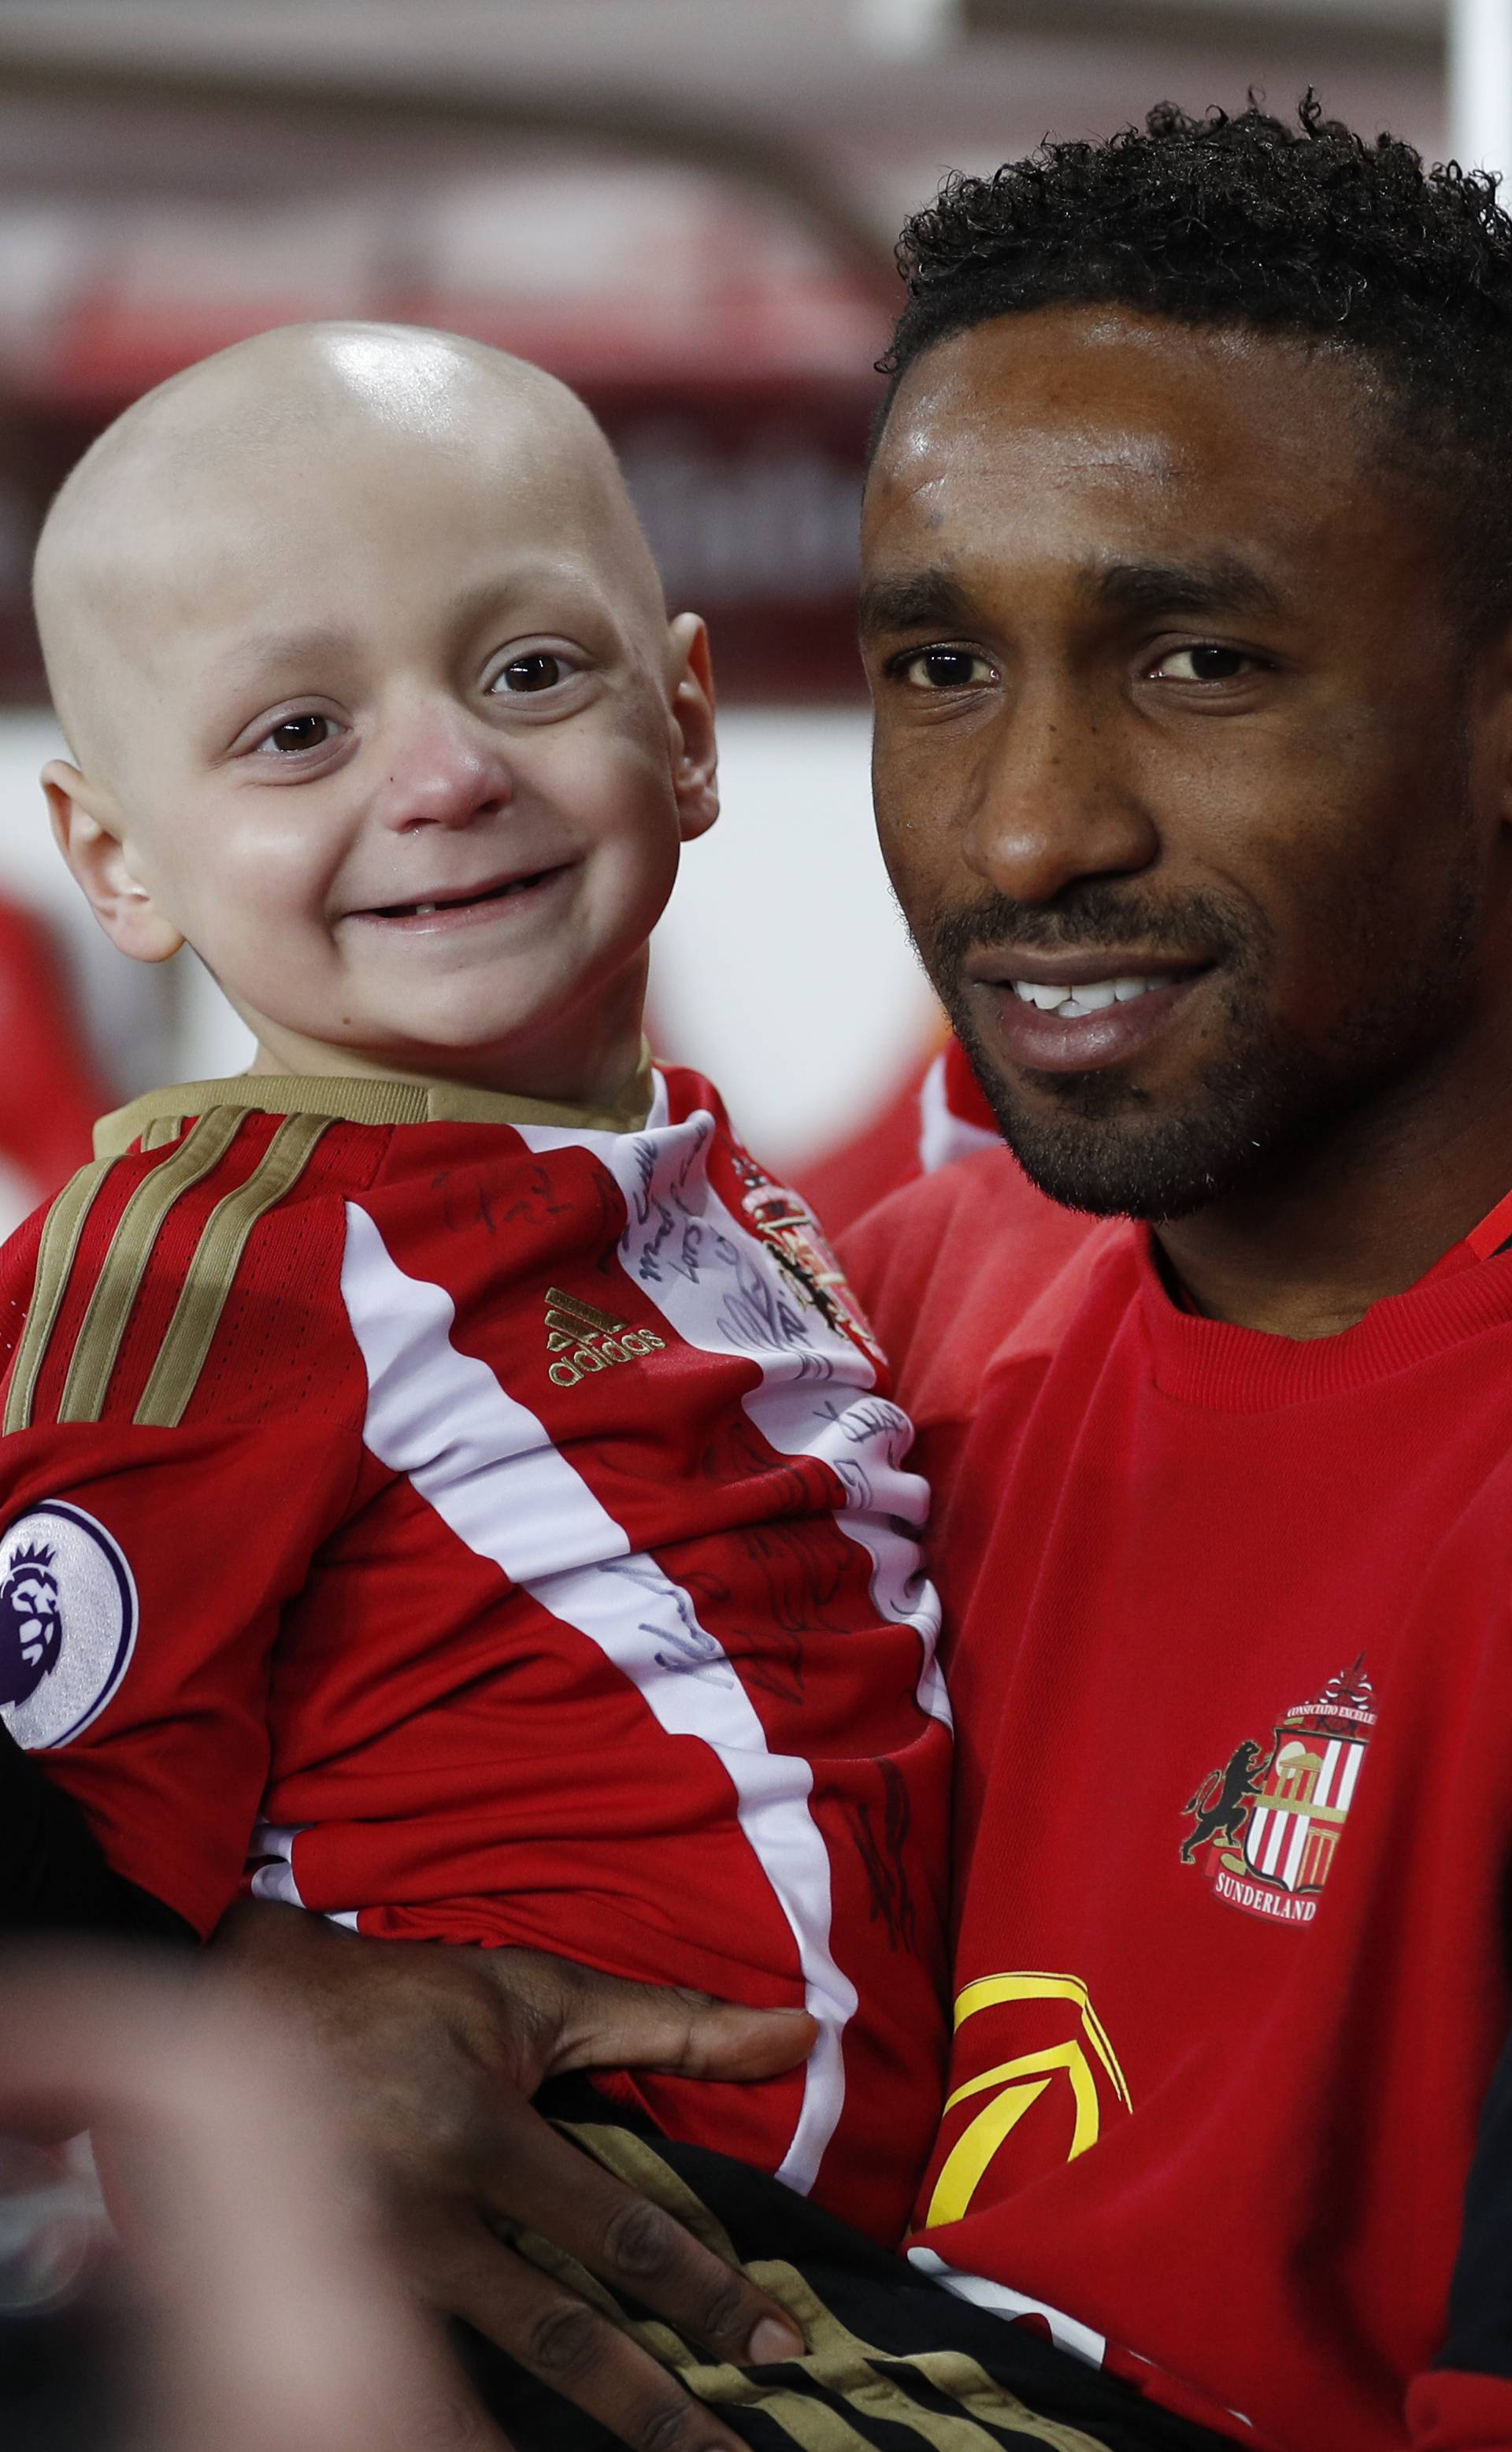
[0,1121,364,1937]
[1,1412,361,1935]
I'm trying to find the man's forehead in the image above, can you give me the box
[869,307,1366,510]
[862,311,1387,602]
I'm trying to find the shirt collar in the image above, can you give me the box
[93,1042,656,1159]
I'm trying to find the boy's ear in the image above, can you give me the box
[43,759,185,965]
[665,613,719,841]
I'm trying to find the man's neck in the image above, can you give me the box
[1154,1059,1512,1339]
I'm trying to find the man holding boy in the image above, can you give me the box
[9,90,1512,2452]
[205,98,1512,2452]
[0,317,980,2422]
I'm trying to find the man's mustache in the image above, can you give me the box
[921,885,1262,971]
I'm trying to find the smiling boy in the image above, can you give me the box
[37,328,709,1107]
[0,322,952,2262]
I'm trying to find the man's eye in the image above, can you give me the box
[1154,645,1253,683]
[901,648,995,690]
[493,652,572,695]
[258,714,337,755]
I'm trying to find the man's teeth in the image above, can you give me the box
[1011,976,1171,1019]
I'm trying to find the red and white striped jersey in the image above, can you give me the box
[0,1060,952,2242]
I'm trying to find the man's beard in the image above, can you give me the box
[918,875,1478,1222]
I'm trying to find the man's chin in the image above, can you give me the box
[991,1119,1236,1221]
[962,1054,1280,1222]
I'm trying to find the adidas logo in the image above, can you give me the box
[543,1285,665,1389]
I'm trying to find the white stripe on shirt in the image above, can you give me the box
[335,1194,855,2198]
[517,1085,949,1728]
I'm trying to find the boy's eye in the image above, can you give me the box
[898,648,995,689]
[493,652,570,695]
[258,714,337,755]
[1151,645,1254,683]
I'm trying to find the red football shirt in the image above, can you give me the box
[844,1151,1512,2452]
[0,1063,951,2246]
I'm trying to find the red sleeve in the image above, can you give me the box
[0,1116,365,1935]
[839,1143,1100,1430]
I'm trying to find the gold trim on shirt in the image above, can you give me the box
[543,2126,1095,2452]
[2,1049,657,1434]
[6,1110,336,1434]
[135,1112,332,1429]
[3,1156,114,1434]
[92,1044,657,1159]
[57,1107,246,1426]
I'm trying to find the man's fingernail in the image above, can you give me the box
[747,2316,803,2364]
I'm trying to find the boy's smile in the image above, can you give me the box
[346,863,573,930]
[35,324,719,1107]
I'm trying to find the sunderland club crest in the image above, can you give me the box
[1181,1658,1377,1927]
[723,1147,886,1367]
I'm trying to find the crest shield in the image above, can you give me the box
[1243,1722,1369,1895]
[1182,1658,1377,1927]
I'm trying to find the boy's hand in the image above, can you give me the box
[216,1903,815,2452]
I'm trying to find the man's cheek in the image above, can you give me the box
[873,798,954,910]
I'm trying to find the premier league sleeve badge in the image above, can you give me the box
[0,1503,138,1750]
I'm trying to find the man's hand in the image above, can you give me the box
[217,1904,815,2452]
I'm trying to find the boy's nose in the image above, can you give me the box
[373,715,513,833]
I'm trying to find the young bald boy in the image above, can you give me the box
[0,321,951,2251]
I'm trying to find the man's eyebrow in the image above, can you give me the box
[1091,556,1284,620]
[857,570,978,640]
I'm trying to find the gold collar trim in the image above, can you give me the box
[94,1045,657,1159]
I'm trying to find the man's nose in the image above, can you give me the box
[372,709,513,834]
[963,681,1158,906]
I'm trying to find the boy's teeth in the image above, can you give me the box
[389,878,535,918]
[1010,974,1167,1018]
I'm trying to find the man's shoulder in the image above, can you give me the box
[839,1145,1125,1427]
[0,1105,358,1437]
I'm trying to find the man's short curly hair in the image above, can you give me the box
[878,97,1512,629]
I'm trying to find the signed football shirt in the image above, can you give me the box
[0,1062,951,2245]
